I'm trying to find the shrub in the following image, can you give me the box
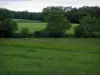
[34,31,41,38]
[65,34,75,38]
[12,33,23,38]
[74,16,100,38]
[48,32,65,38]
[21,28,29,37]
[74,26,84,38]
[34,30,49,38]
[34,30,65,38]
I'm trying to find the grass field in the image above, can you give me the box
[17,23,46,33]
[14,19,79,34]
[0,38,100,75]
[17,23,78,34]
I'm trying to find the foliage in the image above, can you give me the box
[74,26,84,37]
[79,6,100,18]
[5,6,100,24]
[67,11,88,23]
[34,30,65,38]
[0,8,18,37]
[11,10,44,21]
[21,28,29,37]
[34,31,42,38]
[1,6,100,38]
[97,19,100,34]
[75,16,100,37]
[42,6,71,37]
[48,31,65,38]
[0,6,100,24]
[67,6,100,23]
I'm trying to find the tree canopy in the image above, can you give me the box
[75,16,100,37]
[0,8,18,37]
[1,6,100,23]
[42,6,71,37]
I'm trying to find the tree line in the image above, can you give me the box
[10,6,100,23]
[11,10,44,21]
[0,6,100,38]
[34,6,100,38]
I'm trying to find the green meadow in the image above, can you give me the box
[17,23,46,33]
[0,38,100,75]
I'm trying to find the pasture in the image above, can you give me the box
[14,19,79,34]
[17,23,46,33]
[0,38,100,75]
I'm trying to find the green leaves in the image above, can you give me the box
[42,6,71,34]
[21,28,29,37]
[0,8,18,37]
[75,16,100,37]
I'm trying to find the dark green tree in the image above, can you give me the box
[42,6,71,37]
[67,11,88,23]
[0,8,18,37]
[75,16,100,37]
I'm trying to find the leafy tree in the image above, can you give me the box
[42,6,71,37]
[66,6,100,23]
[79,6,100,18]
[67,11,88,23]
[75,16,100,37]
[80,16,97,36]
[0,8,18,37]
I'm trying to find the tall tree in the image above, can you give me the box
[42,6,71,37]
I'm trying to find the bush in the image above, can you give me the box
[65,34,75,38]
[74,26,100,38]
[12,33,24,38]
[34,30,49,38]
[74,26,84,38]
[34,30,65,38]
[77,16,100,38]
[34,31,42,38]
[21,28,29,37]
[48,32,65,38]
